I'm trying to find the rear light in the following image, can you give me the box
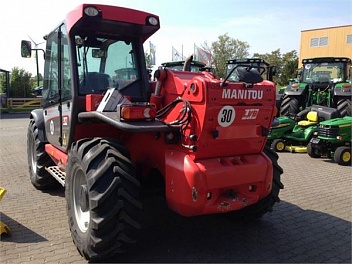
[291,84,298,89]
[337,136,343,140]
[120,104,156,120]
[342,84,351,91]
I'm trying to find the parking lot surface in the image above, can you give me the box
[0,113,351,263]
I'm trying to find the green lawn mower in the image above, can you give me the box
[269,105,341,153]
[308,115,352,166]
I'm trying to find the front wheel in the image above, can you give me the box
[27,119,58,190]
[334,146,351,166]
[307,142,321,158]
[65,138,142,261]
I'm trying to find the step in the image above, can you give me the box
[46,166,66,186]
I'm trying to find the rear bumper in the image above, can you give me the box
[165,150,273,216]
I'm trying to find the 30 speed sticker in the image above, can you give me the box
[218,106,235,127]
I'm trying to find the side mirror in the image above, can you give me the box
[21,40,32,58]
[92,49,106,58]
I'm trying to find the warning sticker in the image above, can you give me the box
[218,106,235,127]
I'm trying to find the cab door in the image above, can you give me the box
[42,24,72,151]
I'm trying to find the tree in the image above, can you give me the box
[253,49,298,86]
[211,33,250,78]
[280,51,299,86]
[0,72,6,94]
[9,67,34,98]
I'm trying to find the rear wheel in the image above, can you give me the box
[271,139,286,152]
[307,142,321,158]
[238,146,284,218]
[280,95,303,116]
[27,119,58,190]
[334,146,351,166]
[336,97,351,117]
[65,138,142,261]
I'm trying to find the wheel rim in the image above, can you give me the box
[29,135,37,175]
[342,151,351,163]
[73,169,90,233]
[276,141,285,151]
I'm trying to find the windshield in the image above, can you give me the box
[76,36,140,95]
[162,62,205,72]
[302,62,344,83]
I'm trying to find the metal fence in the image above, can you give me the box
[5,98,41,109]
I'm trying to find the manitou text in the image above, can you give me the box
[222,89,263,100]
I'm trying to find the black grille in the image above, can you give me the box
[318,125,339,138]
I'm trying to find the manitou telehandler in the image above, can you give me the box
[21,4,283,261]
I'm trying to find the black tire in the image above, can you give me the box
[307,142,321,158]
[334,146,351,166]
[238,146,284,218]
[27,119,58,190]
[336,97,351,117]
[280,95,303,116]
[271,139,286,152]
[65,138,142,261]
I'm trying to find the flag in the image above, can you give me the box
[195,44,212,66]
[172,46,185,61]
[149,41,156,65]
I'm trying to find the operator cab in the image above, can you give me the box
[21,4,160,151]
[300,57,351,87]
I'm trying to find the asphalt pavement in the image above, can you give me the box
[0,114,351,263]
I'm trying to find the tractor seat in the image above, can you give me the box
[80,72,110,94]
[297,111,318,127]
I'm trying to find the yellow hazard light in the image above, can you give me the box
[120,104,156,120]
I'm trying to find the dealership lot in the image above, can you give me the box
[0,114,351,263]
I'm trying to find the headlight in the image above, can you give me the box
[84,6,99,16]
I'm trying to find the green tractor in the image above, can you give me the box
[269,105,341,153]
[278,57,352,117]
[308,115,352,166]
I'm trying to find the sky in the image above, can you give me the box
[1,0,351,76]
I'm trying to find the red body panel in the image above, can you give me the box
[164,149,272,216]
[45,144,68,168]
[86,94,104,111]
[65,4,159,39]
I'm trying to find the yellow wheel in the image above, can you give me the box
[334,146,351,166]
[271,139,286,152]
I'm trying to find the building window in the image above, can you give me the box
[347,34,352,45]
[310,37,328,47]
[310,38,319,47]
